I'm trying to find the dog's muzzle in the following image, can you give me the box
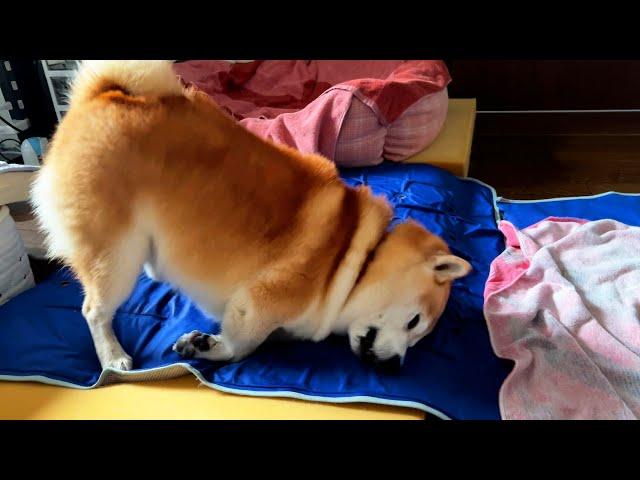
[358,327,402,373]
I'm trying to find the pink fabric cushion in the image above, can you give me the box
[334,95,387,167]
[384,88,449,162]
[174,60,450,167]
[335,88,449,167]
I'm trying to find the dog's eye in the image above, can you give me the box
[407,315,420,330]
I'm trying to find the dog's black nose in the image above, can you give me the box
[359,327,378,360]
[375,355,402,373]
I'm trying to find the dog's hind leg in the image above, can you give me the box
[74,231,148,371]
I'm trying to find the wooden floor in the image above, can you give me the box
[468,113,640,199]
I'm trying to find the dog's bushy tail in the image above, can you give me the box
[68,60,183,105]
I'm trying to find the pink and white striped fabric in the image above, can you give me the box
[484,217,640,420]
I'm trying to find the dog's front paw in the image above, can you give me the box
[173,330,217,359]
[103,353,133,371]
[96,342,133,371]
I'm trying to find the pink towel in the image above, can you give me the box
[484,217,640,420]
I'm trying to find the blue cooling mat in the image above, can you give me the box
[1,163,509,419]
[497,192,640,228]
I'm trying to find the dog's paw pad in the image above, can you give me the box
[173,331,216,359]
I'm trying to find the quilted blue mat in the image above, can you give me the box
[0,163,525,419]
[497,192,640,228]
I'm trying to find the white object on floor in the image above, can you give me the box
[0,161,39,206]
[0,161,39,303]
[12,212,47,259]
[0,205,35,305]
[20,138,49,167]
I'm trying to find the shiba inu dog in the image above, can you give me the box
[31,60,471,373]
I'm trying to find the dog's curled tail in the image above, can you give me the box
[68,60,183,105]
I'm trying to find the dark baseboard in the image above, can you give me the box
[475,111,640,137]
[447,60,640,111]
[469,111,640,199]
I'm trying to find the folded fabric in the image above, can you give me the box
[173,60,450,167]
[484,217,640,420]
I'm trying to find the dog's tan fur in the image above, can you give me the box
[31,61,471,371]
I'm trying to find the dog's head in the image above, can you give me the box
[341,220,471,371]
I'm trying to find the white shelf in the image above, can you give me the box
[46,70,75,78]
[41,60,76,122]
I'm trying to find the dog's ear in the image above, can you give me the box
[428,254,472,284]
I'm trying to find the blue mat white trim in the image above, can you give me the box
[3,162,639,419]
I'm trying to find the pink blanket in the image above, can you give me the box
[484,217,640,420]
[173,60,450,166]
